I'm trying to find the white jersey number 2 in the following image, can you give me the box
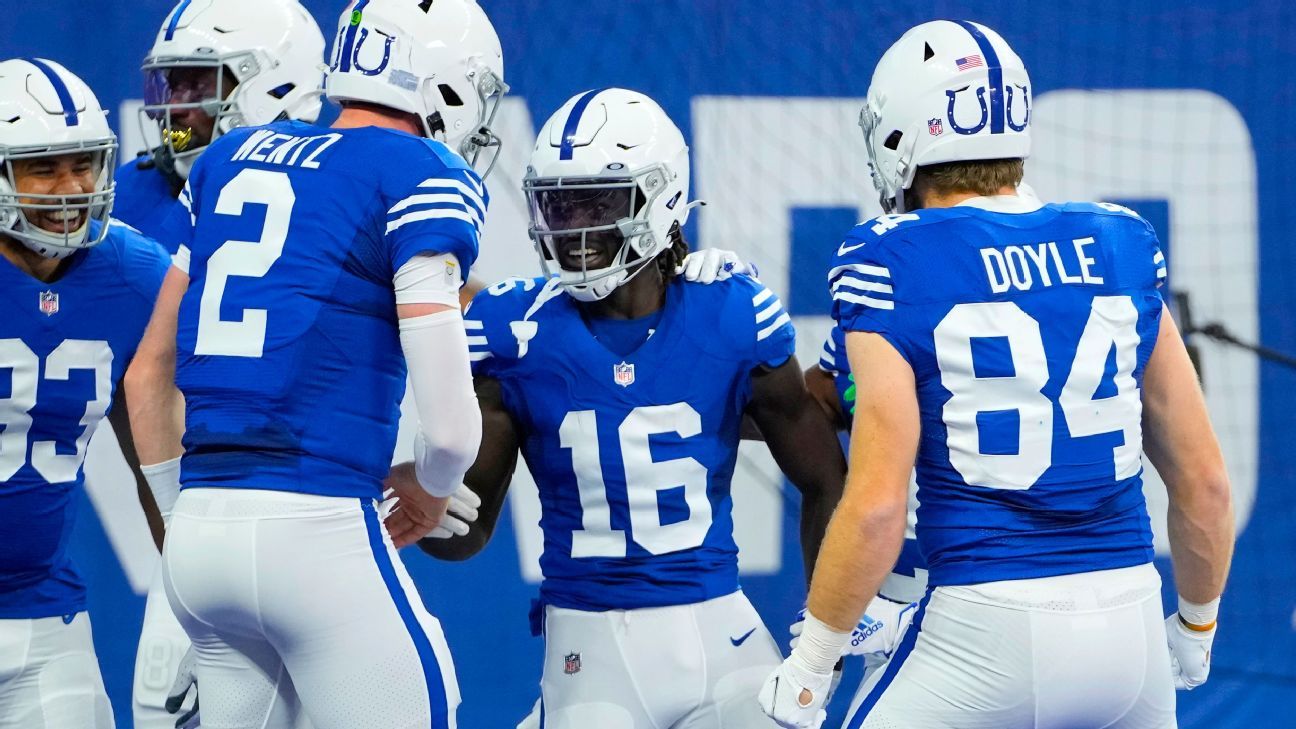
[934,295,1144,490]
[195,169,294,358]
[560,404,712,558]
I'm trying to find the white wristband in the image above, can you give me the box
[788,611,852,677]
[141,456,182,522]
[1178,596,1220,628]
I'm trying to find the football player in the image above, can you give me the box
[123,1,506,726]
[759,21,1234,729]
[0,58,172,729]
[415,88,847,729]
[115,0,326,255]
[114,2,330,725]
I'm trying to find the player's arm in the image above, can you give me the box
[417,374,521,560]
[807,332,916,629]
[745,356,847,579]
[107,385,166,550]
[124,266,189,526]
[382,294,482,548]
[804,363,848,430]
[1142,307,1234,614]
[761,332,917,715]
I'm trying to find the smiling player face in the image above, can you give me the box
[11,152,100,235]
[537,185,637,272]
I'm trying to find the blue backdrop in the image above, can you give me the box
[9,1,1295,726]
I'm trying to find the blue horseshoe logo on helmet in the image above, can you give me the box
[351,28,395,77]
[946,86,989,135]
[1006,84,1031,132]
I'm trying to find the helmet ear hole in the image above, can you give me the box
[884,130,904,151]
[923,42,935,61]
[437,84,464,107]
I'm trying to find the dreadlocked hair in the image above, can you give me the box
[658,222,690,280]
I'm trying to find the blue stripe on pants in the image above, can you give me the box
[360,499,450,727]
[845,588,934,728]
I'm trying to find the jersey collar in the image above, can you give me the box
[955,191,1045,214]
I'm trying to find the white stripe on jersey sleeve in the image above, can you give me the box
[831,276,894,295]
[386,207,479,235]
[757,312,792,342]
[416,178,486,218]
[752,288,774,307]
[469,351,492,362]
[818,338,837,372]
[834,291,895,310]
[388,194,484,228]
[827,262,891,282]
[464,319,483,330]
[755,298,784,324]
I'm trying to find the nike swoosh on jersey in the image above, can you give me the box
[730,628,758,647]
[837,240,867,256]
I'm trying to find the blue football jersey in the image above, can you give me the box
[114,154,192,254]
[830,198,1166,587]
[467,274,796,611]
[0,221,169,618]
[175,120,485,500]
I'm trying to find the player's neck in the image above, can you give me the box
[332,104,424,137]
[581,264,667,320]
[0,237,66,282]
[917,185,1017,210]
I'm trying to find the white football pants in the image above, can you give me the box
[843,563,1176,729]
[528,591,783,729]
[163,488,460,729]
[0,612,113,729]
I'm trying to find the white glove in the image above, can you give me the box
[165,646,200,729]
[381,484,481,539]
[757,658,831,729]
[677,248,759,284]
[790,596,917,658]
[1166,614,1216,690]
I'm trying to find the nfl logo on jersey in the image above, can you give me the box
[564,652,582,675]
[614,361,635,387]
[38,290,59,316]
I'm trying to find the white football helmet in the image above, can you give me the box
[0,59,116,259]
[524,88,697,302]
[861,20,1032,212]
[141,0,327,178]
[326,0,507,175]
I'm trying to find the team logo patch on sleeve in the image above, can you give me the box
[614,361,635,387]
[39,290,59,316]
[564,652,582,675]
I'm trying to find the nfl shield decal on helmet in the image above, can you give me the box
[614,361,635,387]
[564,652,581,675]
[928,117,944,136]
[39,290,59,316]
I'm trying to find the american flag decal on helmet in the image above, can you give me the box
[956,54,984,71]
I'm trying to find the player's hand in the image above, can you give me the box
[418,484,481,539]
[165,645,200,729]
[677,248,759,284]
[757,658,831,729]
[1166,613,1216,690]
[789,596,916,658]
[382,462,451,549]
